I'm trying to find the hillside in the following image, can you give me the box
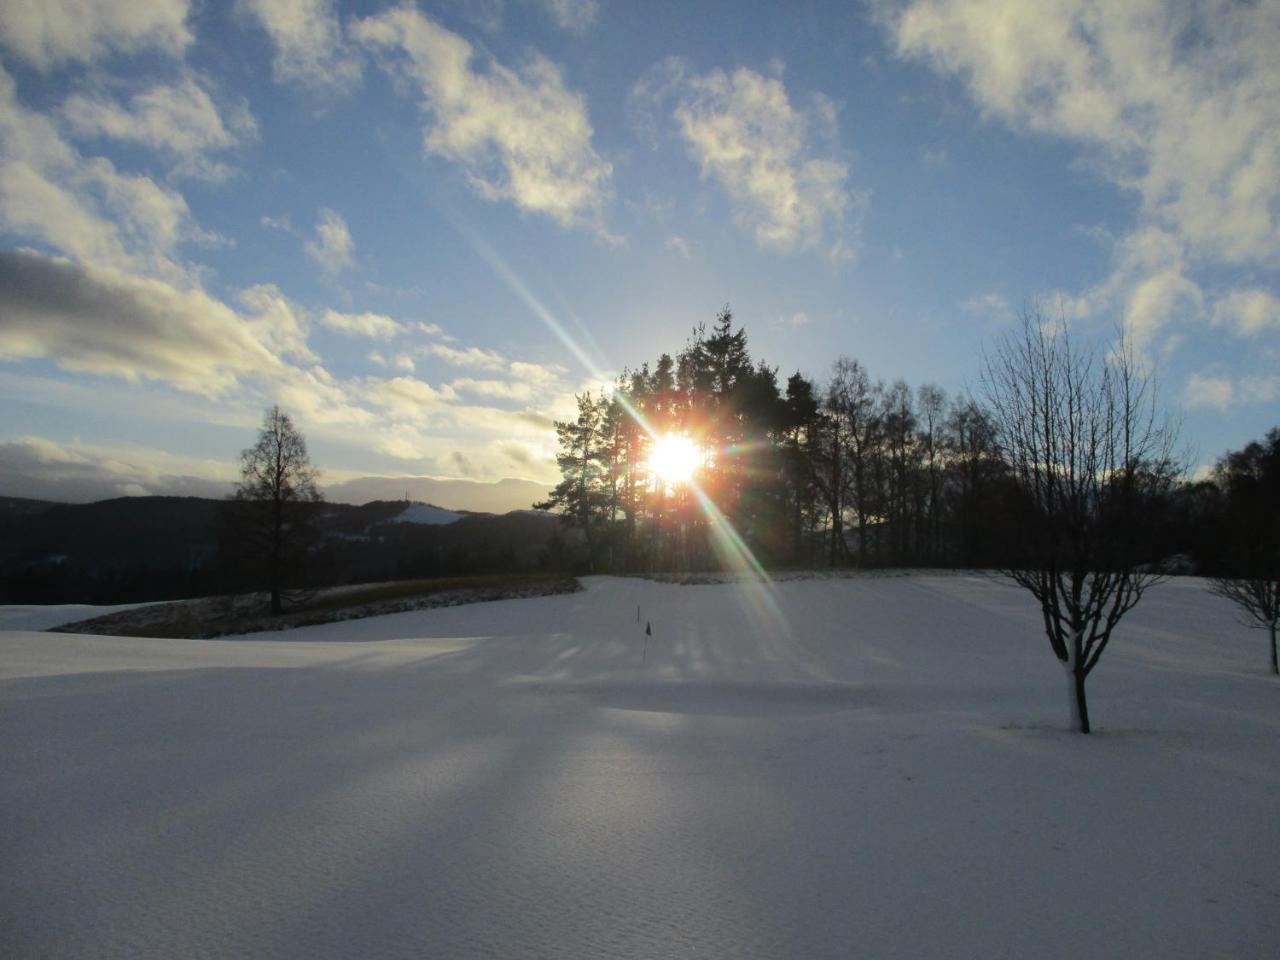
[0,495,563,603]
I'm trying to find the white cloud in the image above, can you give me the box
[367,375,457,421]
[1184,370,1280,411]
[392,352,415,372]
[451,377,536,401]
[425,343,507,370]
[537,0,600,33]
[0,0,191,69]
[352,5,613,232]
[1212,288,1280,338]
[320,309,403,339]
[236,0,362,93]
[304,207,355,274]
[239,284,316,363]
[1184,372,1235,411]
[962,292,1015,325]
[892,0,1280,357]
[61,75,256,182]
[414,320,444,336]
[508,360,564,384]
[0,65,208,281]
[635,58,864,259]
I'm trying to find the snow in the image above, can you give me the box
[390,503,462,525]
[2,573,1278,959]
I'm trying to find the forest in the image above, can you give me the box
[539,307,1273,580]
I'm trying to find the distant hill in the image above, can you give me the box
[0,495,567,604]
[323,476,552,514]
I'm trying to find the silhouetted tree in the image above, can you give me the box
[1208,428,1280,674]
[983,311,1179,733]
[229,405,322,615]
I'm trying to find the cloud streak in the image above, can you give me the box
[353,5,614,232]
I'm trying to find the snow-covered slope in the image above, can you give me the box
[390,503,462,525]
[2,574,1277,959]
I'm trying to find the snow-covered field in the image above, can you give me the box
[2,574,1277,959]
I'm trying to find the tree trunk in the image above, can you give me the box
[1065,662,1090,733]
[1270,623,1278,676]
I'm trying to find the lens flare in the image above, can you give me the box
[648,433,700,486]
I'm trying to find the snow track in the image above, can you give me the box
[2,575,1278,959]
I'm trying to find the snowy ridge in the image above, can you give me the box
[2,574,1278,959]
[390,503,462,525]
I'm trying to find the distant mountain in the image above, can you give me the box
[0,495,567,604]
[323,476,552,514]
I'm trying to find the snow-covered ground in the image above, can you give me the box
[2,574,1277,959]
[391,503,462,525]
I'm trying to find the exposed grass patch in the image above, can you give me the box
[51,573,581,640]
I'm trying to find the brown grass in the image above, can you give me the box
[51,573,581,640]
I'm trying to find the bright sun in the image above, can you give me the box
[648,433,700,486]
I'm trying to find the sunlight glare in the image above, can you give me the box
[649,434,700,486]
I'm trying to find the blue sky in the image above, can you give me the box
[1,0,1277,508]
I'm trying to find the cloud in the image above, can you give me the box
[366,375,457,421]
[665,234,692,259]
[537,0,600,33]
[962,291,1015,325]
[1184,370,1280,411]
[891,0,1280,353]
[0,0,191,69]
[1212,289,1280,338]
[425,342,507,370]
[0,436,235,503]
[304,207,355,274]
[0,65,206,280]
[450,377,536,402]
[1183,372,1235,412]
[634,58,865,259]
[0,249,285,394]
[61,74,256,182]
[774,311,811,329]
[238,284,316,362]
[236,0,362,93]
[320,309,403,339]
[352,5,613,232]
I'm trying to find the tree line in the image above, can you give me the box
[540,306,1015,574]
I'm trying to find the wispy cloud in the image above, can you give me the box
[1184,370,1280,411]
[352,5,614,233]
[633,58,865,260]
[425,342,507,370]
[236,0,362,93]
[320,309,403,339]
[304,207,355,274]
[961,292,1015,326]
[61,74,257,182]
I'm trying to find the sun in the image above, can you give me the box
[648,433,701,486]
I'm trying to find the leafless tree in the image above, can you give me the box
[231,406,322,615]
[983,310,1179,733]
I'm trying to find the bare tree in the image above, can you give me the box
[231,405,322,615]
[1208,428,1279,674]
[983,311,1179,733]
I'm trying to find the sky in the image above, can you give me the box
[1,0,1277,510]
